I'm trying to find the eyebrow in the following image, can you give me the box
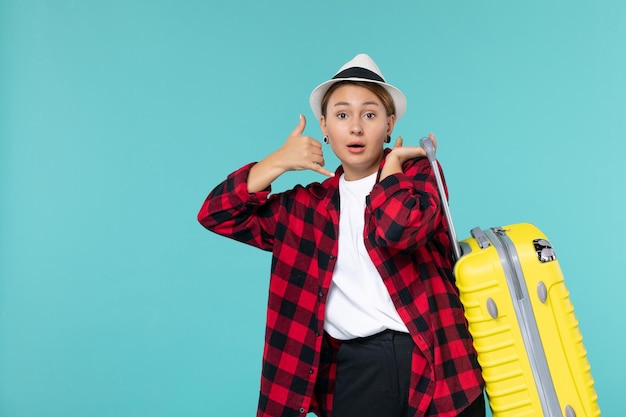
[333,101,381,107]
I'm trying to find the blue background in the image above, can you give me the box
[1,1,623,416]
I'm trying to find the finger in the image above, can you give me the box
[393,135,403,149]
[311,163,335,177]
[309,137,323,150]
[310,142,325,156]
[289,114,307,137]
[429,132,437,149]
[310,150,326,166]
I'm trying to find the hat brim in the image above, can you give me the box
[309,77,407,121]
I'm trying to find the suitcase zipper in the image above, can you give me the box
[492,228,525,301]
[485,227,563,417]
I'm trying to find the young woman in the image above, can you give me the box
[198,54,485,417]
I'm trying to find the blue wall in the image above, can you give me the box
[1,1,623,415]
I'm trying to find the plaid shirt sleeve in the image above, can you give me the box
[197,163,280,251]
[368,156,447,252]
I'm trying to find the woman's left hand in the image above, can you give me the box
[379,133,437,181]
[388,133,437,164]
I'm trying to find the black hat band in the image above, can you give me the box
[332,67,385,83]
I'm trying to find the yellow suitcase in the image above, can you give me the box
[420,139,600,417]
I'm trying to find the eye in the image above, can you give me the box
[364,112,376,119]
[336,112,348,119]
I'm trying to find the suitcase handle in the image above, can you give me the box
[420,137,463,262]
[471,227,491,249]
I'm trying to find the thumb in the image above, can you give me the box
[429,132,437,150]
[289,114,307,137]
[393,135,404,149]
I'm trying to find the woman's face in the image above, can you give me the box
[320,84,395,181]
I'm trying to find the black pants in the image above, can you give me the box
[332,330,486,417]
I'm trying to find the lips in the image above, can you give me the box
[347,141,365,148]
[346,141,366,153]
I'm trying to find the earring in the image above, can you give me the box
[323,135,329,144]
[384,135,391,144]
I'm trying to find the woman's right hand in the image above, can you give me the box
[275,114,335,176]
[247,115,334,193]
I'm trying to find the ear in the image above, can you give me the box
[386,114,396,135]
[319,115,328,136]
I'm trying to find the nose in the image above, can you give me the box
[350,120,363,135]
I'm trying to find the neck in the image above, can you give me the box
[341,153,384,181]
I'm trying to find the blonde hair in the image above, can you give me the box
[320,81,396,118]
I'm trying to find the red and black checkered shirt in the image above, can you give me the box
[198,150,484,417]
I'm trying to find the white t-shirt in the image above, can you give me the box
[324,172,409,340]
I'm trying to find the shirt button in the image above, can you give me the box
[318,290,324,297]
[299,407,306,413]
[309,368,314,374]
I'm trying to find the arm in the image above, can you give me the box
[198,115,334,249]
[197,163,279,251]
[368,134,445,252]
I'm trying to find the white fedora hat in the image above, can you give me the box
[309,53,407,121]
